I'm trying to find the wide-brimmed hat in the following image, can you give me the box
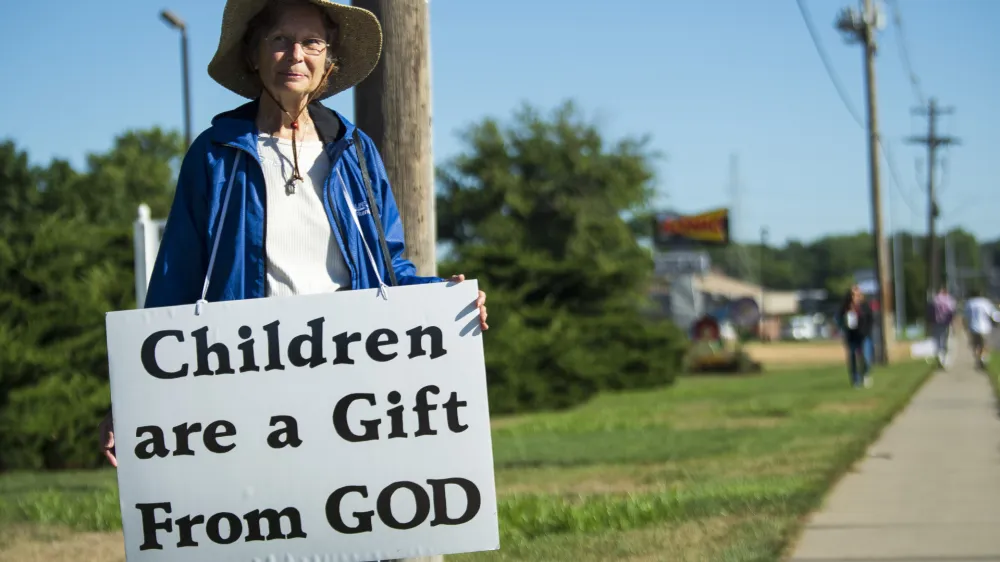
[208,0,382,101]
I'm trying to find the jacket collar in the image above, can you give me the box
[210,98,355,154]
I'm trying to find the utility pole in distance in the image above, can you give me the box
[759,226,768,342]
[836,0,893,364]
[352,1,438,558]
[353,0,436,278]
[907,98,959,332]
[892,229,905,337]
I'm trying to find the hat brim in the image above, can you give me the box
[207,0,382,101]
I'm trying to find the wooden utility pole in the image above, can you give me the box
[352,2,440,561]
[907,97,959,331]
[836,0,893,364]
[353,0,436,278]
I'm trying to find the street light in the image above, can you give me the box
[160,9,192,147]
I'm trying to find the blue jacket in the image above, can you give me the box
[144,99,441,309]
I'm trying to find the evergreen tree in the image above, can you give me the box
[436,101,687,413]
[0,130,183,469]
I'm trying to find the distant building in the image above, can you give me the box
[650,270,808,340]
[693,271,799,317]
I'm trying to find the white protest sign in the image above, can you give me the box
[105,281,499,562]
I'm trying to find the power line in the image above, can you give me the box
[914,154,951,195]
[795,0,865,128]
[795,0,917,214]
[885,0,926,106]
[882,140,915,214]
[944,194,982,222]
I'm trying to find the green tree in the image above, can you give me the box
[0,129,183,470]
[436,101,686,413]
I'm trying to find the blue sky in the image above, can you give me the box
[1,0,996,245]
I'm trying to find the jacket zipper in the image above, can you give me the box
[324,137,358,287]
[222,143,269,297]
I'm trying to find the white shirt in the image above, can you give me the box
[964,297,996,335]
[257,133,351,297]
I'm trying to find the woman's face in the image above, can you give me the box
[851,286,863,304]
[255,4,330,98]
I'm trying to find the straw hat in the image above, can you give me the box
[208,0,382,101]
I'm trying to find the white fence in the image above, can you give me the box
[132,204,166,308]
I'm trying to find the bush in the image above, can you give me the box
[0,219,134,470]
[0,375,110,470]
[0,132,182,471]
[482,299,687,415]
[434,101,690,414]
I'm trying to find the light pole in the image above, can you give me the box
[160,9,192,147]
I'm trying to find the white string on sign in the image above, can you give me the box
[195,151,243,316]
[336,167,389,300]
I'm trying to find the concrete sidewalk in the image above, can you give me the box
[788,341,1000,562]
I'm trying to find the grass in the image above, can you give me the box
[467,360,932,560]
[0,471,121,534]
[0,360,932,562]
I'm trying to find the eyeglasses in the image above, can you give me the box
[264,34,329,56]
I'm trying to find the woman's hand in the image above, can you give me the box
[99,410,118,468]
[448,274,488,331]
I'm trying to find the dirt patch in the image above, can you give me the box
[671,416,786,430]
[617,516,741,562]
[490,416,526,430]
[497,464,652,495]
[744,341,914,368]
[496,448,835,497]
[813,399,880,414]
[0,525,124,562]
[744,342,845,366]
[641,451,831,483]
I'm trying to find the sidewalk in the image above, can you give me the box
[788,339,1000,562]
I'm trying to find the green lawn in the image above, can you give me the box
[0,360,932,561]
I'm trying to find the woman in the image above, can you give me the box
[930,285,956,368]
[99,0,487,467]
[838,285,873,388]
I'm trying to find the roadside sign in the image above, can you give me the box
[652,208,730,249]
[654,251,711,276]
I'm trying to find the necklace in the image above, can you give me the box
[258,63,337,194]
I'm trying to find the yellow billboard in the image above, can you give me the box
[654,208,731,247]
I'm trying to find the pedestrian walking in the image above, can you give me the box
[838,284,874,388]
[963,289,996,370]
[930,286,957,368]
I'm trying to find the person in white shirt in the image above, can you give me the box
[963,289,996,369]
